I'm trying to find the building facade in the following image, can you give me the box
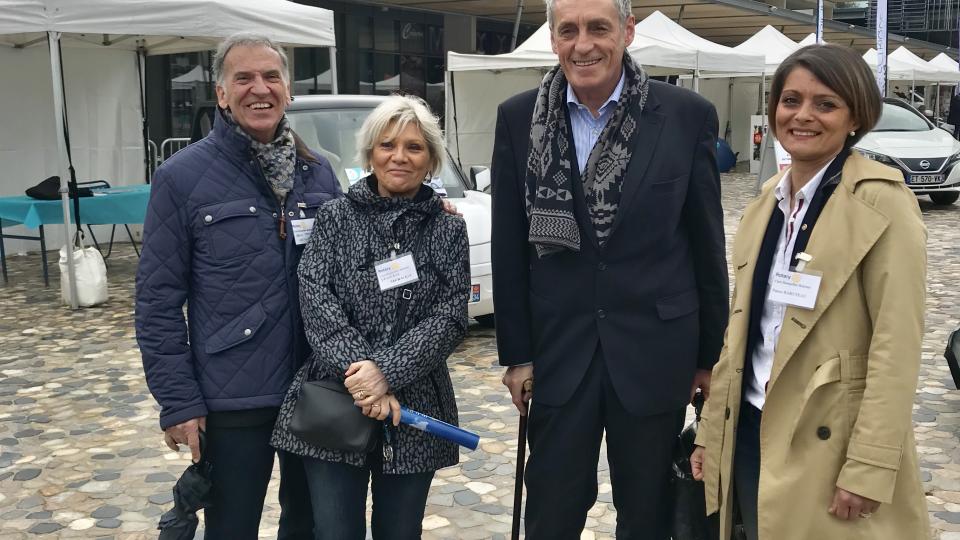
[145,0,534,145]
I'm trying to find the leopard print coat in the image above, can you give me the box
[271,176,469,474]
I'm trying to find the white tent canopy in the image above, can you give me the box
[798,33,819,47]
[633,11,764,75]
[733,25,800,76]
[862,47,943,82]
[889,46,960,83]
[0,0,335,54]
[930,53,960,74]
[445,11,764,170]
[0,0,336,307]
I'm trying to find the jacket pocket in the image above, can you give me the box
[198,198,266,260]
[656,289,699,320]
[204,303,267,354]
[650,174,685,193]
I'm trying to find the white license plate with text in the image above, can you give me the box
[910,174,944,185]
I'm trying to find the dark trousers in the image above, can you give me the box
[203,409,313,540]
[302,455,434,540]
[524,347,686,540]
[733,403,762,540]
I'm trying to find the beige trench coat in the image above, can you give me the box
[696,152,930,540]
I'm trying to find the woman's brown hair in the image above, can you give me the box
[767,44,882,148]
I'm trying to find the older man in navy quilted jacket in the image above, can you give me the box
[135,33,341,539]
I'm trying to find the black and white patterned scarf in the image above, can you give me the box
[226,110,296,204]
[525,53,649,257]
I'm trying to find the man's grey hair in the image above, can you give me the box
[212,32,289,86]
[357,94,445,179]
[544,0,632,29]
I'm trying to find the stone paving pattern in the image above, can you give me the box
[0,172,958,539]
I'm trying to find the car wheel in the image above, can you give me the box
[475,314,496,328]
[930,192,960,205]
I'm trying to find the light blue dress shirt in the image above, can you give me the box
[565,70,626,173]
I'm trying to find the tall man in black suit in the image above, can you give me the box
[491,0,728,537]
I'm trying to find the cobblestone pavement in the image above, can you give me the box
[0,172,959,539]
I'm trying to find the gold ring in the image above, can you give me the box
[858,512,872,519]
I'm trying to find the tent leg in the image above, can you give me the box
[39,226,49,287]
[328,47,338,95]
[48,31,78,309]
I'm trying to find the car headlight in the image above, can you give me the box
[856,149,894,164]
[947,151,960,168]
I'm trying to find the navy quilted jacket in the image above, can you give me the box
[135,112,342,430]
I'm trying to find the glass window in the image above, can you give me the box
[400,55,425,98]
[426,57,445,119]
[374,18,398,52]
[427,25,444,56]
[874,102,933,132]
[293,48,333,95]
[286,105,466,197]
[169,52,214,138]
[400,22,425,54]
[373,54,400,95]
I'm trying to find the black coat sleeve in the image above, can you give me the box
[683,103,729,369]
[491,101,534,366]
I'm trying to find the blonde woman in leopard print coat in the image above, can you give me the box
[271,95,469,540]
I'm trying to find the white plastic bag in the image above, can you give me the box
[59,234,108,307]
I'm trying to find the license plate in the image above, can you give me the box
[470,284,481,303]
[909,174,944,185]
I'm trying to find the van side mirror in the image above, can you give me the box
[470,166,491,192]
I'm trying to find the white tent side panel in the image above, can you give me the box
[447,69,544,170]
[0,45,143,254]
[678,77,759,163]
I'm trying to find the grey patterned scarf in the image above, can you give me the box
[525,53,649,257]
[226,110,296,204]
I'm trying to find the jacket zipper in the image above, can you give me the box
[252,157,301,364]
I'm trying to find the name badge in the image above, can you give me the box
[768,269,821,310]
[375,253,419,291]
[291,218,315,245]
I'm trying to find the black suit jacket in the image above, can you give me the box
[491,81,729,416]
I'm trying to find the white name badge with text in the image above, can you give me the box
[375,253,420,291]
[291,218,315,245]
[768,269,822,310]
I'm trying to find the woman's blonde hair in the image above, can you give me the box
[357,94,445,178]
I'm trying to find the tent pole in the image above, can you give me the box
[511,0,525,51]
[48,31,79,310]
[328,47,339,95]
[760,73,766,115]
[693,53,700,93]
[136,44,150,184]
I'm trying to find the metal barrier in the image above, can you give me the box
[160,138,191,162]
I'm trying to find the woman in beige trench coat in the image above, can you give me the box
[691,44,929,539]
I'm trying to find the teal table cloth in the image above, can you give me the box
[0,185,151,228]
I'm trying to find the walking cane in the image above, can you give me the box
[511,379,533,540]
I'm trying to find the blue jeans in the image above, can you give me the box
[302,457,434,540]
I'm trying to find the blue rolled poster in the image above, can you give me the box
[396,407,480,450]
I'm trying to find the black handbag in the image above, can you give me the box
[289,378,380,453]
[670,392,718,540]
[945,327,960,390]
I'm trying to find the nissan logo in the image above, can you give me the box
[920,160,931,170]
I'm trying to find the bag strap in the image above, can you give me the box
[390,216,433,342]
